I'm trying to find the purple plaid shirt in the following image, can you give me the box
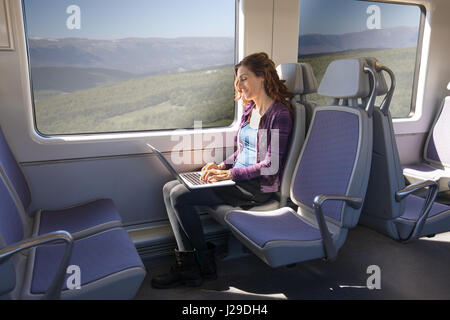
[224,101,293,193]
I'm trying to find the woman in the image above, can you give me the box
[151,52,293,289]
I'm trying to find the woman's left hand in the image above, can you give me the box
[202,169,232,182]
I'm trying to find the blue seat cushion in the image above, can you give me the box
[31,228,143,294]
[38,199,122,236]
[226,207,323,248]
[401,195,450,221]
[403,163,440,173]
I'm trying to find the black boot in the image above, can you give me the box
[196,242,217,281]
[151,249,203,289]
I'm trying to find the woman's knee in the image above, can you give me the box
[163,180,181,196]
[169,183,192,207]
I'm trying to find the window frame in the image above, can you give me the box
[405,2,425,119]
[21,0,241,138]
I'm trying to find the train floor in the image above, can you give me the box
[136,226,450,300]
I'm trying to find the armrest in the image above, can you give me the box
[395,180,437,201]
[313,195,363,261]
[363,65,377,118]
[0,231,74,300]
[377,65,396,116]
[395,180,439,242]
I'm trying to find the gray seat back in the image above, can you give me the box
[360,59,406,221]
[363,109,405,220]
[223,58,376,268]
[0,128,34,237]
[424,96,450,168]
[276,63,306,207]
[0,171,25,297]
[360,60,450,240]
[299,63,319,130]
[291,58,375,229]
[0,128,32,211]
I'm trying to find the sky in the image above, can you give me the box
[300,0,422,35]
[23,0,422,40]
[23,0,235,39]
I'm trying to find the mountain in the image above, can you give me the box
[28,37,234,75]
[299,26,419,56]
[30,66,136,92]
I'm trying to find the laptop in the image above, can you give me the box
[147,143,236,190]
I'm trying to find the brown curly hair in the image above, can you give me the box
[234,52,293,115]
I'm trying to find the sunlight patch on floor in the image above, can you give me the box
[420,232,450,243]
[338,285,367,289]
[204,287,286,300]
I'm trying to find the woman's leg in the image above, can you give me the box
[153,181,224,288]
[162,180,192,251]
[168,182,225,251]
[163,179,273,252]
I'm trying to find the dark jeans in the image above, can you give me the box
[163,179,272,252]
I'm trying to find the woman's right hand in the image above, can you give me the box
[201,162,225,180]
[201,162,219,172]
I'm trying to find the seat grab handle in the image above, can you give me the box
[313,195,363,261]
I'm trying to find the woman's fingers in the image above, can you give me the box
[208,174,222,182]
[201,169,222,182]
[200,163,219,180]
[208,175,228,182]
[201,168,214,181]
[201,168,232,182]
[200,165,213,180]
[201,162,216,172]
[201,168,217,180]
[206,170,231,182]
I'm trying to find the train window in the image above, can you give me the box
[23,0,236,135]
[299,0,423,118]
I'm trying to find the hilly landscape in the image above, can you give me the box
[28,28,418,134]
[34,66,236,134]
[31,66,136,94]
[29,36,235,104]
[28,37,235,74]
[299,26,419,56]
[299,47,417,117]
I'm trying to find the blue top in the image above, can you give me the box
[224,101,293,193]
[234,122,258,168]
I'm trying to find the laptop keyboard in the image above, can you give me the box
[181,172,208,185]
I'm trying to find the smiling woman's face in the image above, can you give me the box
[236,65,265,102]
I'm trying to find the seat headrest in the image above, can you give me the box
[318,58,372,99]
[276,63,304,95]
[300,63,318,94]
[363,57,389,96]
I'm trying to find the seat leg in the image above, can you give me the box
[221,234,251,261]
[286,263,297,268]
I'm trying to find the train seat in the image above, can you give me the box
[403,96,450,193]
[0,128,122,239]
[223,58,376,267]
[298,62,319,130]
[200,62,309,226]
[275,62,309,207]
[0,170,146,299]
[360,62,450,241]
